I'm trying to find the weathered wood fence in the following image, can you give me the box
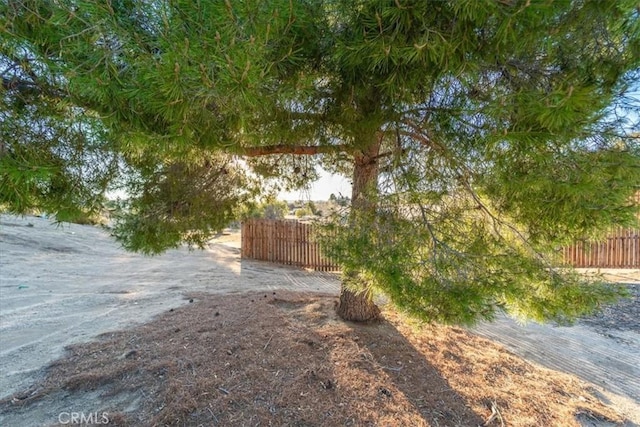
[563,228,640,268]
[242,220,639,270]
[241,219,339,271]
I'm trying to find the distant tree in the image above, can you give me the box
[295,207,312,219]
[262,201,289,220]
[2,1,639,323]
[241,199,288,220]
[307,201,320,216]
[335,196,350,208]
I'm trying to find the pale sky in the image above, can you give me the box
[279,168,352,201]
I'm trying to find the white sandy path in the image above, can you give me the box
[473,318,640,424]
[472,269,640,424]
[0,215,338,399]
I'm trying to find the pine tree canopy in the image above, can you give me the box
[1,0,639,323]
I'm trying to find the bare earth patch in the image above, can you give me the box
[0,291,627,427]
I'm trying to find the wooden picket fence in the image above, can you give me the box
[241,219,339,271]
[563,228,640,268]
[242,220,639,270]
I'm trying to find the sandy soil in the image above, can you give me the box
[0,214,638,426]
[0,215,337,398]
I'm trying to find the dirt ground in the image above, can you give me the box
[0,215,638,426]
[0,291,633,427]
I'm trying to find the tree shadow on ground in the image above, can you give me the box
[338,317,486,426]
[264,292,487,425]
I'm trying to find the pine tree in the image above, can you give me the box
[2,0,639,322]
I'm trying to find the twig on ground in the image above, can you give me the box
[218,387,230,395]
[263,334,274,351]
[206,407,219,423]
[481,401,504,427]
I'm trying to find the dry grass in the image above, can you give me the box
[1,291,624,426]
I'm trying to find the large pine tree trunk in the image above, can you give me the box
[336,286,380,321]
[336,139,382,321]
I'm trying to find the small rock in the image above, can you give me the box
[378,387,392,398]
[118,350,138,360]
[321,379,333,390]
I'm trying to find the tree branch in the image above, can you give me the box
[2,76,66,100]
[239,144,351,157]
[2,76,35,92]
